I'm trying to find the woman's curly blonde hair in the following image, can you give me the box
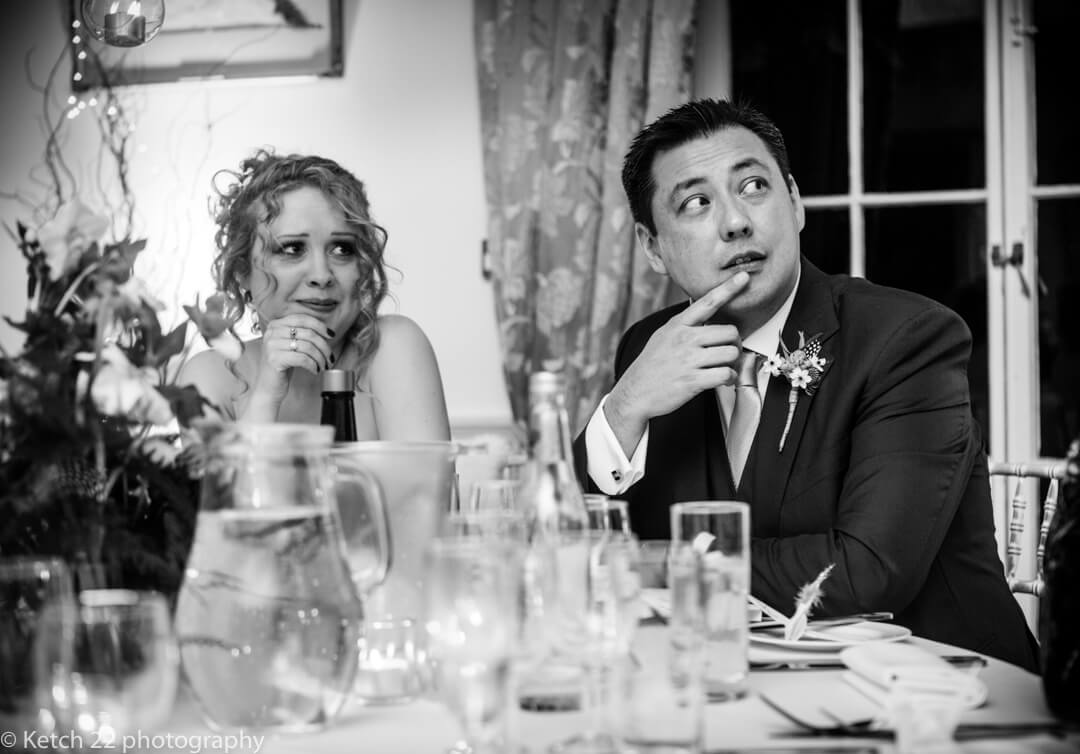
[210,149,389,373]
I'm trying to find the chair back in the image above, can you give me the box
[987,458,1067,601]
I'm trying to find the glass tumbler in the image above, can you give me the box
[36,589,179,750]
[670,501,750,702]
[0,557,75,737]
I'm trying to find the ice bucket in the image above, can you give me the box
[330,441,459,702]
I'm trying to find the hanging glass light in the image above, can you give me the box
[81,0,165,48]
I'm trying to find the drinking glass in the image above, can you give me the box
[469,479,524,513]
[174,424,365,731]
[583,496,632,536]
[0,557,75,737]
[617,618,706,753]
[424,537,524,754]
[352,618,425,703]
[552,531,643,753]
[670,501,750,702]
[888,677,968,754]
[454,445,527,512]
[36,589,179,750]
[447,509,530,542]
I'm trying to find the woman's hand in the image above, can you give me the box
[248,314,336,413]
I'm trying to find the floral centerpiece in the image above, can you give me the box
[0,200,231,597]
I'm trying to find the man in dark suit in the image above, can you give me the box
[573,98,1038,671]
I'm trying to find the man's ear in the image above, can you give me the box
[787,175,806,232]
[635,222,669,276]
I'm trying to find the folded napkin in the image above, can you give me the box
[840,642,988,709]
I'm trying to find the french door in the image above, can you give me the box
[696,0,1080,606]
[698,0,1078,458]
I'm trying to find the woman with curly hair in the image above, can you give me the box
[179,149,450,440]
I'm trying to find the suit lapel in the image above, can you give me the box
[744,260,839,512]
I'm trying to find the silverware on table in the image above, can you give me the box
[757,691,1070,741]
[748,654,988,672]
[750,611,894,632]
[706,749,879,754]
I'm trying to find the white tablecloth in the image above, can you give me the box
[158,629,1072,754]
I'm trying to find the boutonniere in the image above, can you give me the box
[763,331,828,452]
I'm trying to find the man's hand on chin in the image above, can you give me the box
[605,271,751,457]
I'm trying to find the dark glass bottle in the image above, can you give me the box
[320,369,357,442]
[1039,438,1080,722]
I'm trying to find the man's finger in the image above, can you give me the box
[698,343,742,368]
[676,271,751,326]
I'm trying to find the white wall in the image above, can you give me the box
[0,0,511,432]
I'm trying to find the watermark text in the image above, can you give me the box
[2,729,264,753]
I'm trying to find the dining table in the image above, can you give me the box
[153,622,1075,754]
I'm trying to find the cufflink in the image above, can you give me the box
[611,470,623,482]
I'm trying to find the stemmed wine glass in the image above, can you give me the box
[424,537,524,753]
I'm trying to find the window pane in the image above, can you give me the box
[1034,2,1080,186]
[862,0,984,192]
[864,204,988,437]
[801,208,849,275]
[730,0,847,196]
[1037,198,1080,457]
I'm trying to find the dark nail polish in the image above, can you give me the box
[330,353,336,364]
[327,328,336,337]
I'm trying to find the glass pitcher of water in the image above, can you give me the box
[174,424,368,732]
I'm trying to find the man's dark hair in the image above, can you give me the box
[622,98,793,234]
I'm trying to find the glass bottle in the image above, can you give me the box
[320,369,357,442]
[516,371,590,711]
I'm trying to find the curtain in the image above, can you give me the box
[475,0,697,432]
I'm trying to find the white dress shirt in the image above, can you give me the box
[585,273,801,495]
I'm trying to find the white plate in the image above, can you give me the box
[749,621,912,651]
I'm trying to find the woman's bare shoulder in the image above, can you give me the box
[177,344,253,416]
[369,314,437,366]
[365,314,449,440]
[376,313,427,338]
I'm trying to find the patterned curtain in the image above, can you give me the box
[475,0,697,432]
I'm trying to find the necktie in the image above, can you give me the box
[727,349,762,486]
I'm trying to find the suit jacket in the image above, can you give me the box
[574,258,1038,672]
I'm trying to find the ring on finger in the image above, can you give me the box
[289,326,297,339]
[290,338,298,351]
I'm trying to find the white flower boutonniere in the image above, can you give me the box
[763,331,829,452]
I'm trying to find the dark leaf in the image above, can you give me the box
[156,384,209,428]
[149,321,188,367]
[183,294,234,341]
[100,239,146,283]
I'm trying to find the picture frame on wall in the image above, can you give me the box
[71,0,344,91]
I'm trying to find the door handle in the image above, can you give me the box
[991,242,1023,267]
[991,242,1030,297]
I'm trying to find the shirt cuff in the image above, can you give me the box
[584,394,648,495]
